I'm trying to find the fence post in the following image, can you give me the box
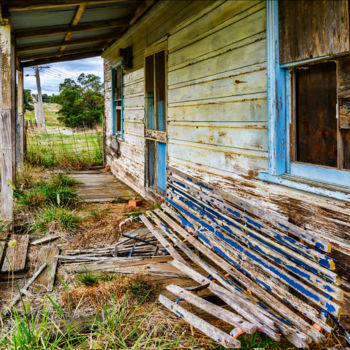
[16,65,24,168]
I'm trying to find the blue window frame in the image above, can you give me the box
[259,0,350,202]
[111,62,124,139]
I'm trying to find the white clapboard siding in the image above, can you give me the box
[167,1,267,178]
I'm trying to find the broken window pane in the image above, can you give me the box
[155,51,166,132]
[295,62,337,167]
[145,55,155,130]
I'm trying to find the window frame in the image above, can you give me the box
[144,40,168,198]
[111,61,124,140]
[258,0,350,202]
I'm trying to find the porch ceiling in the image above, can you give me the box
[2,0,155,67]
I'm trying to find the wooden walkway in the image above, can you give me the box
[68,168,137,203]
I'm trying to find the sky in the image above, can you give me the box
[23,56,104,95]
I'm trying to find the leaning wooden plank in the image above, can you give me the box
[157,208,326,340]
[66,263,187,277]
[167,195,341,318]
[139,215,186,264]
[168,167,331,252]
[159,294,240,349]
[171,260,309,348]
[6,263,47,312]
[147,212,280,339]
[32,247,59,292]
[31,234,60,246]
[213,286,309,348]
[1,235,29,272]
[167,173,335,270]
[169,182,339,290]
[63,256,172,273]
[166,284,256,333]
[164,201,332,335]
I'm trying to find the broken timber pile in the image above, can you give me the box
[1,234,60,314]
[58,227,169,264]
[128,167,344,348]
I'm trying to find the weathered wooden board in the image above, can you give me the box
[168,0,258,53]
[168,68,266,104]
[32,247,59,292]
[152,208,326,340]
[168,2,265,67]
[167,172,335,270]
[168,36,266,86]
[31,234,60,246]
[168,141,267,178]
[279,0,350,64]
[168,97,267,123]
[168,123,267,152]
[69,169,137,202]
[171,260,312,347]
[167,192,341,316]
[168,181,341,294]
[166,284,256,333]
[159,294,240,349]
[295,62,337,167]
[140,215,186,264]
[1,234,29,272]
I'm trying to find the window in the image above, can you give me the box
[145,49,167,195]
[145,51,166,131]
[292,62,338,168]
[260,0,350,202]
[112,64,123,138]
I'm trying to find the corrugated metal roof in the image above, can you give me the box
[11,7,76,30]
[4,0,154,66]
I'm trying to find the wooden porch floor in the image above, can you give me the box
[68,168,137,203]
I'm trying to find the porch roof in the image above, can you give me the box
[2,0,155,67]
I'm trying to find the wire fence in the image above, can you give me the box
[25,122,103,169]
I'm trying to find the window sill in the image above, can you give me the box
[111,134,124,142]
[258,171,350,203]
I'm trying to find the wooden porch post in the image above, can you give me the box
[17,65,24,168]
[0,16,15,224]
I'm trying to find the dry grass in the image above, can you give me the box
[62,274,156,310]
[61,201,152,251]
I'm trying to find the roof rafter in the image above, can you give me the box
[59,3,87,53]
[19,46,104,61]
[14,17,129,39]
[21,50,103,67]
[17,33,120,53]
[6,0,127,11]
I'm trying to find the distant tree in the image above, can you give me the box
[56,74,104,128]
[24,89,34,111]
[50,94,60,104]
[42,93,51,103]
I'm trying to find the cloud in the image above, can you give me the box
[23,56,104,95]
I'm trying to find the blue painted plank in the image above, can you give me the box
[166,194,341,316]
[168,182,339,291]
[157,142,167,195]
[167,173,335,270]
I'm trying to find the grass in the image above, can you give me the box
[26,131,103,169]
[15,169,81,234]
[125,275,156,302]
[88,207,110,221]
[25,103,61,128]
[25,103,103,169]
[28,206,81,233]
[15,173,78,212]
[76,268,116,287]
[0,293,205,350]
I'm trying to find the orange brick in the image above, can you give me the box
[128,199,143,207]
